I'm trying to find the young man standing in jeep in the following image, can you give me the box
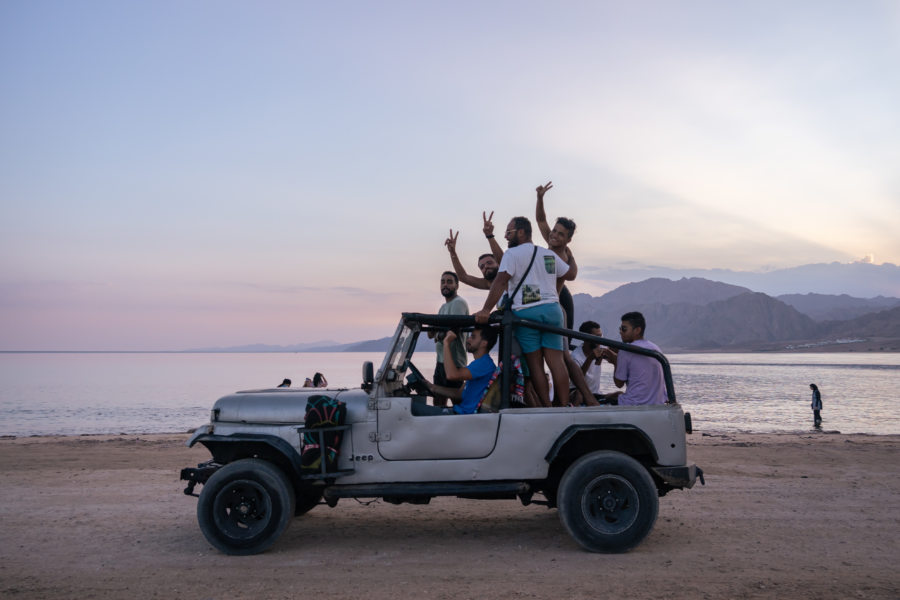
[427,271,468,407]
[414,325,498,416]
[474,217,571,407]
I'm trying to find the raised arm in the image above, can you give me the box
[563,246,578,281]
[482,211,503,262]
[535,181,553,244]
[441,332,473,383]
[445,230,490,290]
[604,349,625,388]
[579,349,596,375]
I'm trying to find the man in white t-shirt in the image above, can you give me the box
[474,216,573,407]
[569,321,608,405]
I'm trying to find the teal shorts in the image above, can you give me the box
[513,303,565,354]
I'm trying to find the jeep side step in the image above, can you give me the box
[322,481,530,506]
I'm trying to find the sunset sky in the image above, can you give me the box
[2,1,898,350]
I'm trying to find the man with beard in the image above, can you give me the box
[446,207,597,407]
[444,210,504,290]
[445,231,500,290]
[412,326,498,416]
[446,227,539,404]
[427,271,468,406]
[474,216,572,407]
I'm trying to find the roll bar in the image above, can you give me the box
[401,311,677,407]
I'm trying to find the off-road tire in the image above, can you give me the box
[557,450,658,553]
[197,458,295,555]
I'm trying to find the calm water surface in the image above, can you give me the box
[0,351,897,436]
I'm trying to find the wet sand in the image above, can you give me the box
[0,431,897,599]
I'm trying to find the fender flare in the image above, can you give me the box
[544,424,659,464]
[190,433,305,479]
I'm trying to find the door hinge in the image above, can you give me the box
[369,432,391,442]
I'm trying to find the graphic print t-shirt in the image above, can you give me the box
[498,243,569,310]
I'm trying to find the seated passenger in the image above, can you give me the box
[569,321,614,405]
[413,325,498,415]
[605,311,667,406]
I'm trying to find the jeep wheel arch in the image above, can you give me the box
[545,425,659,465]
[195,434,304,481]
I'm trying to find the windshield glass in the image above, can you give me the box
[376,321,417,382]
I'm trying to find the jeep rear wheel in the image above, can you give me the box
[197,458,295,555]
[557,451,658,553]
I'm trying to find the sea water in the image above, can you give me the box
[0,351,897,437]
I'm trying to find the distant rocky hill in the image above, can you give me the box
[777,293,900,321]
[189,277,900,353]
[592,277,751,308]
[186,340,341,352]
[573,278,900,352]
[583,260,900,297]
[338,336,394,352]
[824,305,900,339]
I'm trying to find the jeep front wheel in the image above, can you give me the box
[557,451,658,553]
[197,458,295,555]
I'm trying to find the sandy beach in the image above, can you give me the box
[0,431,897,599]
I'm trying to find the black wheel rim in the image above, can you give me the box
[580,474,639,535]
[212,479,274,541]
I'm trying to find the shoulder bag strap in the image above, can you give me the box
[504,246,539,311]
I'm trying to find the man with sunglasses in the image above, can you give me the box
[474,216,573,407]
[604,312,667,406]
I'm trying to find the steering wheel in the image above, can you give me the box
[404,361,431,396]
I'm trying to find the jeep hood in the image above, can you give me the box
[210,388,369,424]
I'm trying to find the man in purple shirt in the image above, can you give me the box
[604,312,667,406]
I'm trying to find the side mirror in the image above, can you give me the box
[362,361,374,392]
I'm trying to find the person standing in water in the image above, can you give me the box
[810,383,822,427]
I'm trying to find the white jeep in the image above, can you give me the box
[181,311,703,555]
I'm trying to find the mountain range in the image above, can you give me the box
[186,338,393,353]
[192,276,900,353]
[571,278,900,352]
[583,261,900,298]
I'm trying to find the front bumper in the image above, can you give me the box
[180,459,220,496]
